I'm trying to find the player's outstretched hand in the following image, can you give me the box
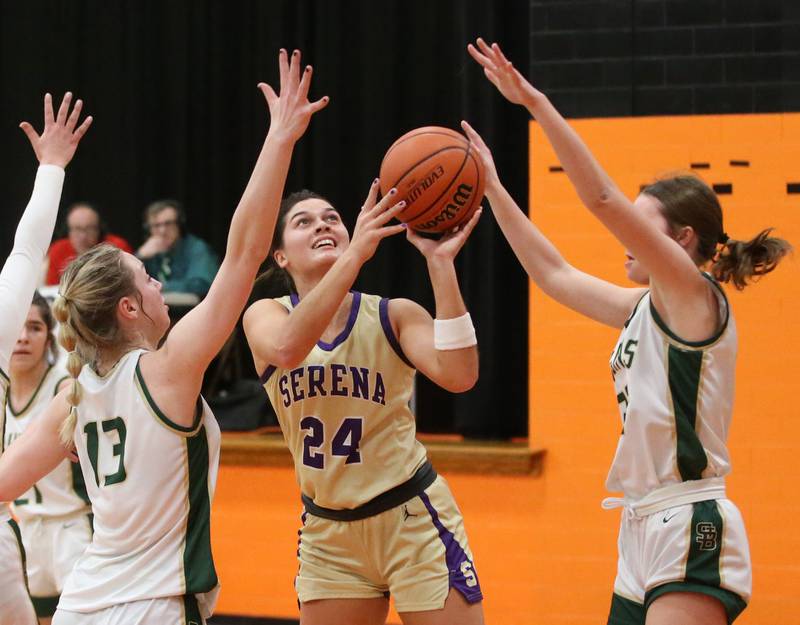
[460,120,500,192]
[259,48,329,144]
[347,178,408,265]
[406,207,483,262]
[467,38,541,107]
[20,92,93,168]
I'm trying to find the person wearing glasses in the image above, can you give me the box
[136,199,219,298]
[44,203,132,286]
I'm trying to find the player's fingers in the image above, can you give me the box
[476,38,498,63]
[297,65,313,101]
[467,42,493,70]
[277,48,289,93]
[361,178,382,212]
[56,91,72,125]
[374,199,406,226]
[492,42,511,65]
[66,99,83,131]
[44,92,55,125]
[307,95,330,115]
[258,82,278,109]
[72,115,93,141]
[287,49,301,91]
[19,121,39,144]
[378,223,407,239]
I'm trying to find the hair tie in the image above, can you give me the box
[718,232,730,245]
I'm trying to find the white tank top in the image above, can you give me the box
[58,349,220,617]
[5,365,90,521]
[607,278,735,500]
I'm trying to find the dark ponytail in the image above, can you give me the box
[712,228,792,290]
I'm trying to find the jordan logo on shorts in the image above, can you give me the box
[695,521,718,551]
[403,505,417,522]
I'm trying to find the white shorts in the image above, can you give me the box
[19,513,93,616]
[0,518,37,625]
[296,475,482,612]
[53,595,206,625]
[609,498,751,624]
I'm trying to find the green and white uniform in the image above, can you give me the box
[605,279,751,624]
[5,364,92,617]
[55,349,220,622]
[261,292,482,611]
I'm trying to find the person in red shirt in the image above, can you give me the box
[44,203,132,285]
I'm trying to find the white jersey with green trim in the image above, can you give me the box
[261,292,428,510]
[607,278,736,500]
[5,364,90,521]
[58,349,220,617]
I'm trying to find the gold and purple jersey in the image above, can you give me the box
[261,292,428,510]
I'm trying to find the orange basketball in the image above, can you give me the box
[379,126,485,233]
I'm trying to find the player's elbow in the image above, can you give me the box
[439,364,479,393]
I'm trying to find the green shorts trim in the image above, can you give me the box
[645,581,747,624]
[32,595,60,617]
[607,593,645,625]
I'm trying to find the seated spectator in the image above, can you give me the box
[44,202,132,285]
[136,199,219,297]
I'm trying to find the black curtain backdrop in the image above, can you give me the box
[0,0,530,439]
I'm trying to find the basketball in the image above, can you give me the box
[379,126,485,233]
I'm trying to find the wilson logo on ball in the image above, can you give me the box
[380,126,485,233]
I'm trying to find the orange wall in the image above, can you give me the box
[211,114,799,624]
[529,113,800,624]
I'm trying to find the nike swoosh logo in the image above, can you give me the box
[662,512,678,524]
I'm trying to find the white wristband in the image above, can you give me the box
[433,313,477,351]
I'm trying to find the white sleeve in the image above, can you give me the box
[0,165,65,373]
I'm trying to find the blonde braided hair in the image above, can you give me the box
[52,244,139,445]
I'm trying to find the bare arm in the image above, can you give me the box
[144,50,328,411]
[460,121,644,328]
[245,181,406,372]
[468,39,709,321]
[0,391,70,502]
[388,209,482,392]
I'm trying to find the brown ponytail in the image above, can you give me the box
[712,228,792,290]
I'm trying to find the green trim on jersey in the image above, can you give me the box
[8,364,53,417]
[7,518,30,590]
[53,375,70,396]
[668,346,708,481]
[0,366,9,384]
[71,456,91,505]
[607,593,645,625]
[183,593,203,625]
[183,425,218,593]
[649,275,730,349]
[31,595,59,618]
[134,360,203,435]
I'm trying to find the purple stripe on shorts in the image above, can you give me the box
[419,491,483,604]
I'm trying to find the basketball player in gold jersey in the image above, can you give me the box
[244,186,485,625]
